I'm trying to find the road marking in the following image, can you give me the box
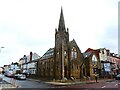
[107,82,115,83]
[101,86,106,88]
[111,82,115,83]
[115,84,118,86]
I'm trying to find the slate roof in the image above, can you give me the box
[85,48,99,59]
[26,53,40,61]
[40,48,54,60]
[83,51,92,58]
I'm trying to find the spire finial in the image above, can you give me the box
[61,6,63,14]
[58,7,66,31]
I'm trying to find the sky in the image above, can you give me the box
[0,0,119,67]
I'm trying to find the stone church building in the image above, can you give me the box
[37,8,86,80]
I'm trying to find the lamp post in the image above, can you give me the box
[0,47,4,90]
[0,47,4,53]
[0,47,4,74]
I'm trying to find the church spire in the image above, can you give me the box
[58,7,66,31]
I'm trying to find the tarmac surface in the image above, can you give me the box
[0,76,116,89]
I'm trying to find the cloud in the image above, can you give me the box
[0,0,119,66]
[98,18,118,53]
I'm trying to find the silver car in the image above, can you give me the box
[14,74,26,80]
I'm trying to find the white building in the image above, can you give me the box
[20,52,40,76]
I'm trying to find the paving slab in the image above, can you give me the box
[0,80,17,89]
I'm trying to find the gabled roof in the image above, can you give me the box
[85,48,93,53]
[69,39,76,44]
[33,53,40,60]
[69,39,80,50]
[85,48,99,59]
[69,39,85,61]
[83,51,92,58]
[26,53,40,61]
[40,48,54,60]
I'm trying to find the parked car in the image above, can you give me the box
[14,74,26,80]
[4,70,14,78]
[4,71,9,76]
[115,74,120,80]
[7,72,14,78]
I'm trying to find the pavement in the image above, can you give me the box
[27,78,115,86]
[0,76,19,88]
[0,80,17,89]
[0,73,115,88]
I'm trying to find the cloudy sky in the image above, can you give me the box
[0,0,118,66]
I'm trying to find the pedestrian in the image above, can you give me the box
[95,74,98,83]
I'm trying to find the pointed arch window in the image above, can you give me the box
[71,47,77,60]
[57,51,59,60]
[64,51,67,57]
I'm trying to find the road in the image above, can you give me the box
[64,80,120,89]
[1,74,120,89]
[0,74,54,88]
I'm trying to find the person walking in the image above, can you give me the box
[95,73,98,83]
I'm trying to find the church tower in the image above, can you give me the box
[54,8,70,79]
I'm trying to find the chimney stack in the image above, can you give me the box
[30,52,32,62]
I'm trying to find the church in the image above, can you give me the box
[37,8,86,80]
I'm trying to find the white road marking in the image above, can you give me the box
[111,82,115,83]
[107,82,115,83]
[115,84,118,86]
[101,86,106,88]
